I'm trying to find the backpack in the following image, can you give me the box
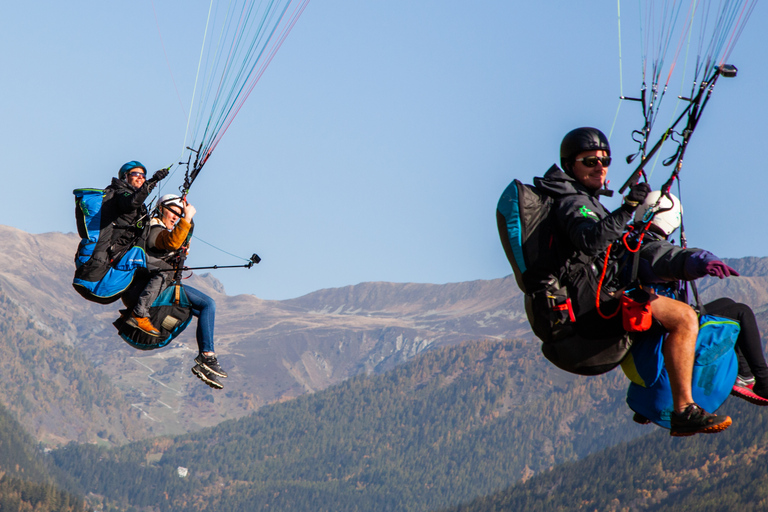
[72,188,148,304]
[497,175,631,375]
[496,177,579,342]
[623,315,739,428]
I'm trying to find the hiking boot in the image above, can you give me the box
[126,315,161,337]
[191,364,223,390]
[732,376,768,406]
[195,354,228,378]
[670,404,732,437]
[632,412,651,425]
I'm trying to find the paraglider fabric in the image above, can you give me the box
[625,315,740,429]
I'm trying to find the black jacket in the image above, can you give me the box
[535,165,633,261]
[74,177,153,282]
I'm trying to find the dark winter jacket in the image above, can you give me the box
[535,165,634,261]
[74,177,154,282]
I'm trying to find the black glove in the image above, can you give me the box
[622,182,651,211]
[152,168,170,182]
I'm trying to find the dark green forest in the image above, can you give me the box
[0,401,89,512]
[445,398,768,511]
[48,339,646,511]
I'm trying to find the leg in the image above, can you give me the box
[649,294,698,412]
[184,285,216,355]
[132,272,166,318]
[650,293,732,435]
[126,272,166,336]
[185,285,227,384]
[706,298,768,398]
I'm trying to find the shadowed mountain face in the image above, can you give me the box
[0,225,531,442]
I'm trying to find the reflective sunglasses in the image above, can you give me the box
[575,155,611,167]
[128,171,146,178]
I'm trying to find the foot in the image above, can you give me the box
[191,364,223,389]
[195,354,228,378]
[632,412,651,425]
[731,376,768,406]
[670,404,732,437]
[126,315,161,337]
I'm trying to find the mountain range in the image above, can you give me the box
[0,225,532,443]
[2,224,768,510]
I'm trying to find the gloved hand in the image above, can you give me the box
[705,261,740,279]
[622,182,651,211]
[152,167,170,182]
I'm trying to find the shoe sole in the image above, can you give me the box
[195,357,228,378]
[731,386,768,406]
[191,365,223,389]
[670,416,732,437]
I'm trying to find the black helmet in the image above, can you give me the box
[560,127,610,172]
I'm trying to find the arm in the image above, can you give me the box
[115,182,152,214]
[153,218,192,251]
[556,195,634,256]
[639,240,735,281]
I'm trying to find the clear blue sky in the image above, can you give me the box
[2,1,766,300]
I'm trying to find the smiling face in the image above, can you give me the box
[571,149,609,190]
[125,170,146,189]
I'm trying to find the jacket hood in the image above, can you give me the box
[534,164,588,198]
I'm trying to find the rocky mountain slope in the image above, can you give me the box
[0,225,529,442]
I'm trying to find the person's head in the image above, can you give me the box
[119,161,147,189]
[157,194,184,227]
[634,190,683,237]
[560,127,611,190]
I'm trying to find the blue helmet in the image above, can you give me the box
[118,161,147,180]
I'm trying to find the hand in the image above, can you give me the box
[623,182,651,210]
[152,168,170,182]
[705,261,740,279]
[183,201,197,221]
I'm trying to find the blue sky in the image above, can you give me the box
[2,1,766,300]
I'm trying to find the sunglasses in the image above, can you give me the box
[127,171,146,178]
[575,156,612,168]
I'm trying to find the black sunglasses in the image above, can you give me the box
[575,155,611,168]
[127,171,146,178]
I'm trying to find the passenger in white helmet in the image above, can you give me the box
[632,192,768,404]
[125,194,227,389]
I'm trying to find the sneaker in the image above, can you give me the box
[632,412,651,425]
[670,404,732,437]
[732,376,768,406]
[191,364,223,389]
[126,315,161,337]
[195,354,228,378]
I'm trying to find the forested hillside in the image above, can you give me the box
[0,287,148,445]
[0,402,88,512]
[49,339,647,512]
[445,399,768,511]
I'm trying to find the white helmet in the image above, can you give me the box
[157,194,183,214]
[634,190,682,236]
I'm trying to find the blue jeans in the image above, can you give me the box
[185,285,216,354]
